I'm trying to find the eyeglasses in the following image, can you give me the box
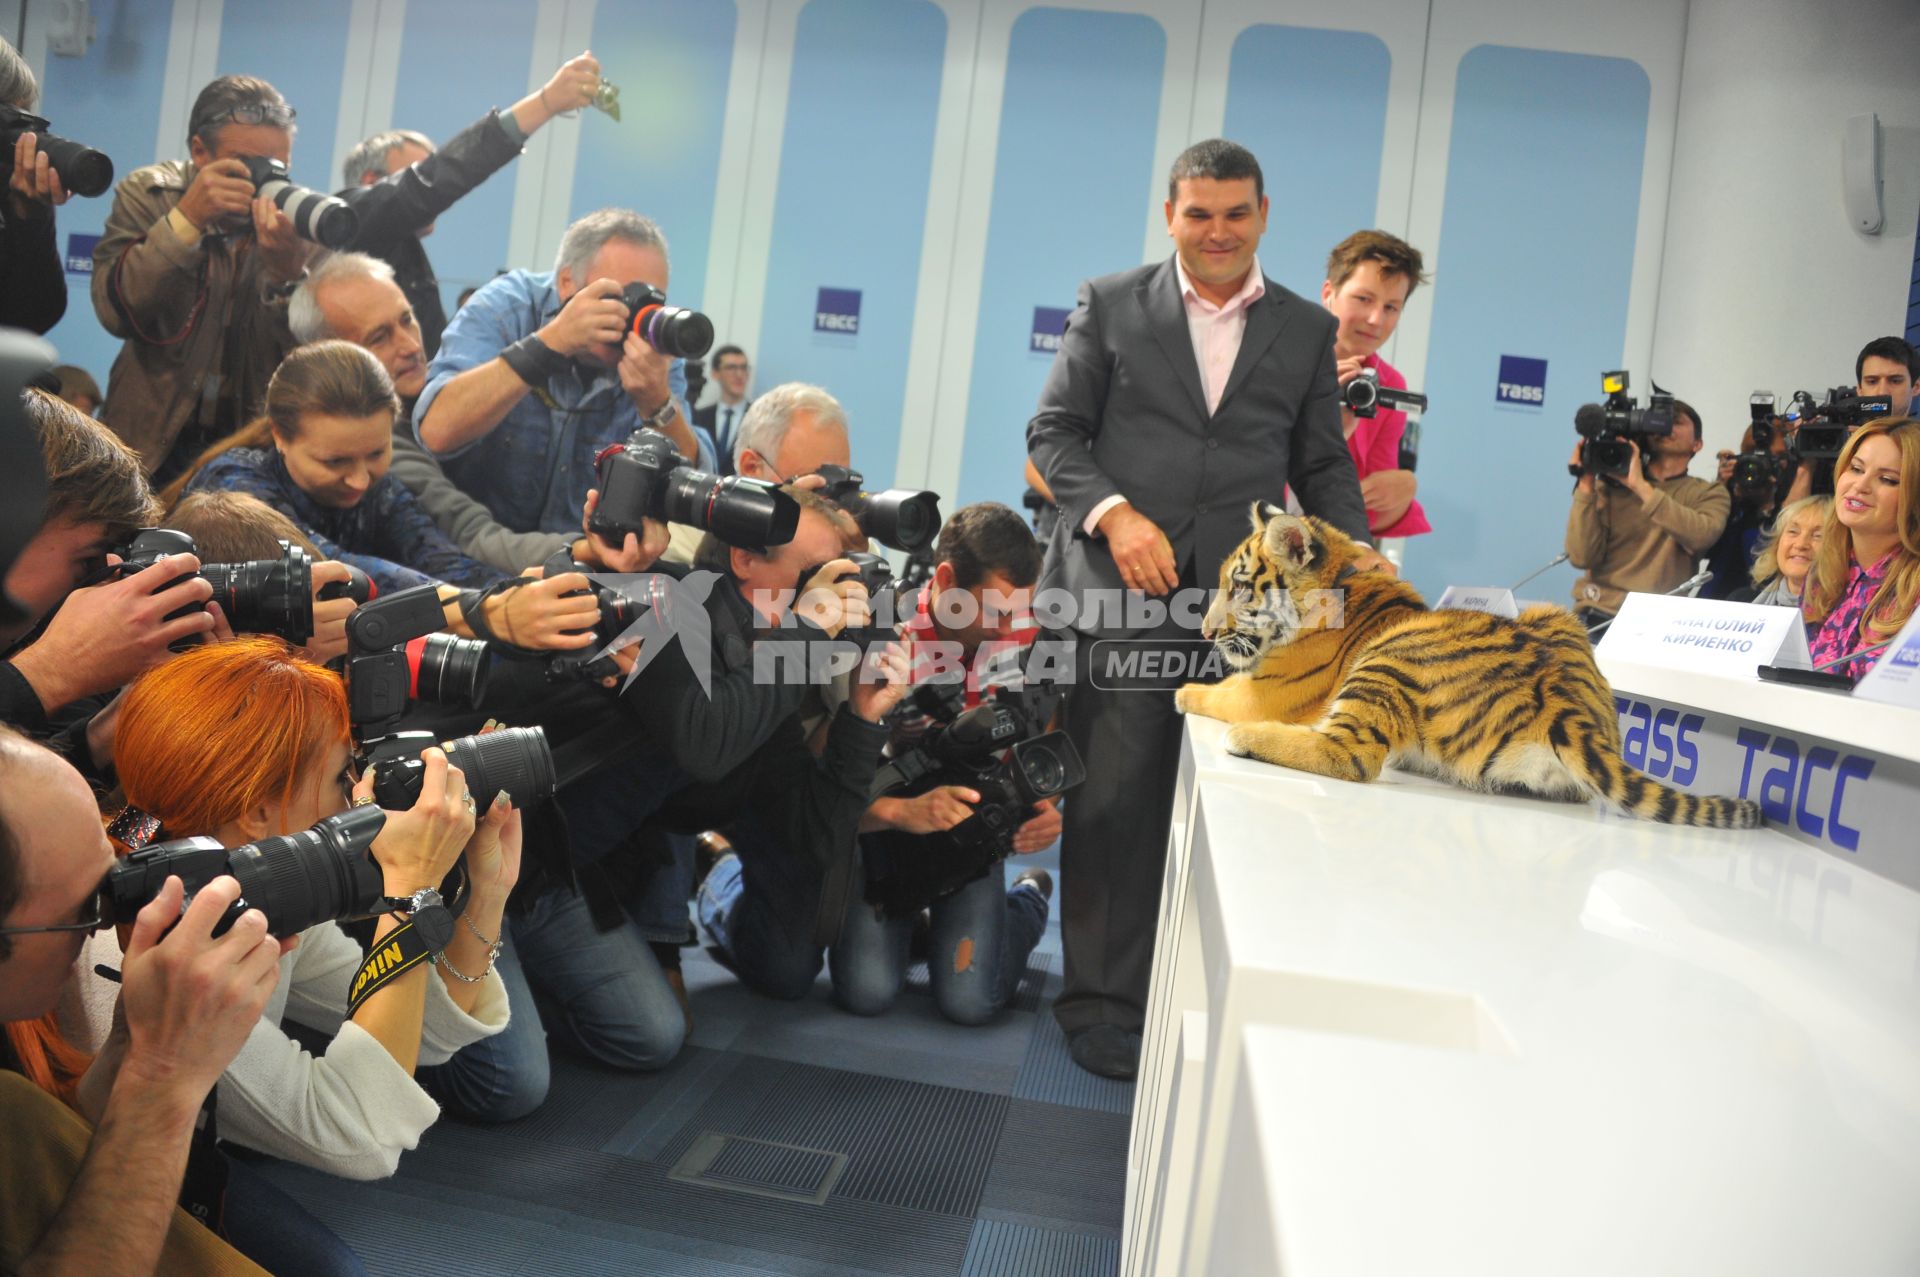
[716,361,750,373]
[0,890,106,940]
[197,102,297,132]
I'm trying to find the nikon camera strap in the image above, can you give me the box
[345,919,433,1019]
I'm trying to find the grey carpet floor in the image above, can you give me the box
[258,844,1133,1276]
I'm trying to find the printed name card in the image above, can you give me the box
[1852,608,1920,710]
[1596,593,1810,677]
[1435,585,1520,618]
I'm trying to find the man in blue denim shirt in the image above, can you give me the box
[413,208,716,535]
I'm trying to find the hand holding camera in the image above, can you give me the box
[250,192,312,284]
[578,487,668,572]
[7,132,70,218]
[355,747,475,898]
[175,156,258,231]
[116,873,286,1106]
[538,278,630,360]
[883,783,981,835]
[303,560,364,664]
[8,554,218,711]
[617,330,673,416]
[487,570,603,650]
[848,637,915,725]
[795,557,871,637]
[1010,796,1063,855]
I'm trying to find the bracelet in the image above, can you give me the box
[463,912,501,949]
[538,83,554,115]
[429,949,493,984]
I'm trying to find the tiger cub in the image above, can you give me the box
[1173,503,1762,829]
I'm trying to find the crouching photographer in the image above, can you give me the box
[827,503,1070,1026]
[1564,375,1729,625]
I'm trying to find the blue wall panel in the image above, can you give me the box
[569,0,736,311]
[757,0,947,487]
[1415,45,1650,603]
[213,0,352,195]
[388,0,542,315]
[1222,24,1390,300]
[956,7,1166,512]
[32,0,179,384]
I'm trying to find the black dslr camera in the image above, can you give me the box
[1570,370,1675,480]
[1786,385,1891,463]
[618,283,715,359]
[239,155,358,247]
[107,528,369,648]
[339,583,489,738]
[1339,367,1430,420]
[1728,392,1792,507]
[862,678,1085,918]
[811,463,942,555]
[101,726,556,938]
[810,549,908,649]
[536,546,687,683]
[0,103,113,197]
[589,427,800,550]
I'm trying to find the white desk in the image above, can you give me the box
[1124,711,1920,1276]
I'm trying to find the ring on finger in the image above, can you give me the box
[462,793,477,815]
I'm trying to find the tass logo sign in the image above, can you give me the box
[814,287,861,335]
[1030,306,1071,354]
[1613,696,1704,785]
[64,232,99,275]
[1734,727,1874,852]
[1496,354,1547,407]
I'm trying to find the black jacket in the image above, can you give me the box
[338,110,524,358]
[0,206,67,333]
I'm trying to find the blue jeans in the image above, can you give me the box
[830,858,1050,1025]
[221,1156,367,1277]
[419,884,686,1122]
[696,814,829,1000]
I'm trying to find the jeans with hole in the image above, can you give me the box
[829,858,1049,1025]
[695,813,828,1000]
[419,883,685,1121]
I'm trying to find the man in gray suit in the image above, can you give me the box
[1028,139,1383,1078]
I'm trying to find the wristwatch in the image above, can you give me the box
[384,886,454,952]
[640,396,677,431]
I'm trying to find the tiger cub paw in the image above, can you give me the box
[1223,723,1262,758]
[1173,683,1207,716]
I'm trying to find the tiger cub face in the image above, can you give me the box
[1202,503,1361,670]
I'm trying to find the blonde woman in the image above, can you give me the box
[1733,495,1828,606]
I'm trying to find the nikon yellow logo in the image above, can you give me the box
[350,940,407,1002]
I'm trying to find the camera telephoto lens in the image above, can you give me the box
[241,156,359,247]
[405,633,491,707]
[199,541,316,645]
[635,304,716,360]
[0,106,113,197]
[368,725,556,811]
[660,470,801,549]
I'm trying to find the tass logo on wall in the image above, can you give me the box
[1496,354,1547,407]
[64,232,98,275]
[814,287,861,335]
[1030,306,1070,354]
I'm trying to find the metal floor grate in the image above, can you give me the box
[668,1132,848,1205]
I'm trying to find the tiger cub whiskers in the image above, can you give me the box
[1174,503,1762,830]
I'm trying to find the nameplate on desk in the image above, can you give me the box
[1596,593,1810,676]
[1435,585,1519,618]
[1852,608,1920,709]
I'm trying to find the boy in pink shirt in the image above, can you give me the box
[1321,231,1431,538]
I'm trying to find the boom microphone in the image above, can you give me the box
[1572,404,1607,437]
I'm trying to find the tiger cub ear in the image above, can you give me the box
[1261,510,1315,569]
[1250,500,1285,531]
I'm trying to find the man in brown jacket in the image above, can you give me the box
[1566,399,1731,625]
[90,75,314,482]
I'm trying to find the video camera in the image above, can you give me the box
[811,463,942,555]
[240,155,357,248]
[339,583,489,738]
[1339,367,1429,420]
[0,103,113,197]
[618,283,714,360]
[861,675,1084,918]
[589,427,800,551]
[101,725,555,938]
[1570,370,1675,480]
[1728,392,1793,507]
[1784,385,1891,462]
[107,528,371,649]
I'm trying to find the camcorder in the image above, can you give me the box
[107,528,372,649]
[240,155,358,248]
[536,545,686,683]
[339,583,489,738]
[811,463,942,555]
[861,677,1085,918]
[618,283,714,360]
[1728,392,1793,507]
[1339,367,1429,420]
[1784,385,1891,462]
[100,726,556,938]
[589,427,799,550]
[1570,370,1674,480]
[0,103,113,197]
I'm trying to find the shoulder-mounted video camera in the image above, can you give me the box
[1570,370,1674,480]
[1785,385,1891,462]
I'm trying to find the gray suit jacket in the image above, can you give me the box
[1028,256,1370,638]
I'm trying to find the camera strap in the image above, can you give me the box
[344,918,433,1019]
[458,577,546,657]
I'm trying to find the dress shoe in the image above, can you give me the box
[1067,1023,1141,1080]
[1011,867,1053,902]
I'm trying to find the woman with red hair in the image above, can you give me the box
[60,637,521,1273]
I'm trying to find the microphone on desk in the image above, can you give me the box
[1584,561,1713,641]
[1509,552,1569,593]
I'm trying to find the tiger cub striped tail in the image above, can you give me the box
[1552,733,1762,829]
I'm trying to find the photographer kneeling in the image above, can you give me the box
[1565,397,1729,626]
[828,503,1059,1026]
[67,639,516,1206]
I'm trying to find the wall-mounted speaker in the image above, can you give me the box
[1843,112,1883,236]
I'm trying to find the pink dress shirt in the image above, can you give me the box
[1345,353,1431,537]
